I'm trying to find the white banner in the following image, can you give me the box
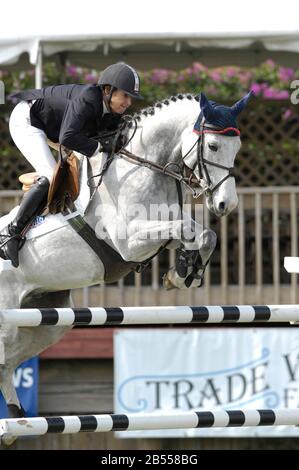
[114,328,299,438]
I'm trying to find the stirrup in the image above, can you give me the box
[0,243,9,260]
[0,231,25,249]
[0,230,26,267]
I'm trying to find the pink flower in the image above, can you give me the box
[282,109,293,120]
[226,67,238,78]
[239,71,252,84]
[210,71,222,82]
[84,73,96,82]
[263,87,289,99]
[67,66,78,77]
[192,62,207,73]
[276,90,289,99]
[150,69,171,84]
[263,87,276,99]
[278,67,295,83]
[265,59,276,69]
[250,83,262,95]
[206,85,217,95]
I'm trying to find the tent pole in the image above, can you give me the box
[35,44,43,89]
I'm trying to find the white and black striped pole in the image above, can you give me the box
[1,409,299,439]
[1,305,299,327]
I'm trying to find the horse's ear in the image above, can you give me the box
[230,91,254,117]
[200,92,215,121]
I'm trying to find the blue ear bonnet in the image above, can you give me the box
[194,91,253,136]
[194,104,238,135]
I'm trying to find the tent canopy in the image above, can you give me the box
[1,0,299,70]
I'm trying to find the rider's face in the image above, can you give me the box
[109,89,132,114]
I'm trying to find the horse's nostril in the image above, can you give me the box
[219,201,226,211]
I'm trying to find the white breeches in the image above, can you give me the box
[9,101,57,181]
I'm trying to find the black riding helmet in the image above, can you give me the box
[98,62,143,100]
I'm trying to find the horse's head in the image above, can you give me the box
[182,91,253,216]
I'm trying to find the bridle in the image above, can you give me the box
[88,115,240,200]
[182,118,240,198]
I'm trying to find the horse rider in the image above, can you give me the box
[0,62,143,268]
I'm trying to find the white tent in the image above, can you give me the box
[1,0,299,87]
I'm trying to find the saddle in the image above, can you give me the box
[19,140,80,214]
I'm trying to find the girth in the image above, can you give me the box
[66,181,183,283]
[67,214,139,283]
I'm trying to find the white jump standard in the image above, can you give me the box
[284,257,299,273]
[1,305,299,327]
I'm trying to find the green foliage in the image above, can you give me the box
[1,59,298,102]
[0,59,298,189]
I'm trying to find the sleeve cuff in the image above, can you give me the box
[92,142,101,157]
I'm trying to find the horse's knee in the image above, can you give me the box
[201,229,217,253]
[163,268,177,290]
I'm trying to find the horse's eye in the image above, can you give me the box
[208,143,218,152]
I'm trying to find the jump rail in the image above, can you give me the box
[1,409,299,438]
[1,305,299,327]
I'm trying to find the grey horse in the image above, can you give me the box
[0,91,251,444]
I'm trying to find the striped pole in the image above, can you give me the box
[1,305,299,327]
[1,409,299,438]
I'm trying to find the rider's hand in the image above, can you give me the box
[99,134,126,155]
[99,136,114,155]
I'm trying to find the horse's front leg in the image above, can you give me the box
[0,363,25,416]
[163,223,217,290]
[123,219,183,261]
[121,218,216,290]
[0,363,27,447]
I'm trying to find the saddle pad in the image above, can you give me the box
[0,157,90,241]
[0,205,81,241]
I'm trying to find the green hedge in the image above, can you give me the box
[1,59,298,103]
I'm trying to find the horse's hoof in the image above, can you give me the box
[0,435,17,447]
[7,404,26,418]
[162,273,177,291]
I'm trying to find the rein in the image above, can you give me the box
[86,114,238,207]
[119,148,198,192]
[118,117,200,196]
[117,117,237,198]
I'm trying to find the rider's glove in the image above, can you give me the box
[98,134,125,155]
[98,136,113,154]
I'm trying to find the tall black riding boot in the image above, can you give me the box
[0,176,49,267]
